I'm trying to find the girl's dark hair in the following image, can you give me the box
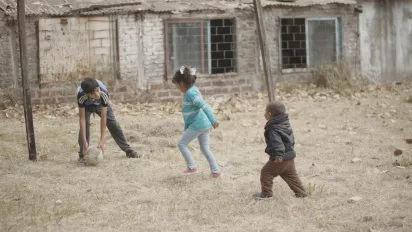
[172,66,197,87]
[81,78,99,93]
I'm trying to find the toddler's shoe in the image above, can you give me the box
[253,193,273,200]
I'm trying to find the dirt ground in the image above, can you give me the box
[1,83,412,232]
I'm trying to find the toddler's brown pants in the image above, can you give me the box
[260,158,307,197]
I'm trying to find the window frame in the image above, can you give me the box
[164,18,237,78]
[279,16,342,73]
[305,17,340,68]
[164,19,206,76]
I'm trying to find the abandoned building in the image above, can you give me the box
[0,0,411,105]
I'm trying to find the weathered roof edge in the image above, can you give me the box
[0,2,229,18]
[0,0,357,19]
[262,0,357,7]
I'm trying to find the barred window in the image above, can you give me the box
[166,19,237,75]
[281,17,342,69]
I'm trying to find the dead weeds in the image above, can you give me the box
[1,84,412,231]
[313,60,370,94]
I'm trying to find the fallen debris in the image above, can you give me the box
[351,158,362,163]
[369,228,381,232]
[348,196,362,203]
[394,149,403,156]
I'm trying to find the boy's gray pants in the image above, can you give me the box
[78,105,132,157]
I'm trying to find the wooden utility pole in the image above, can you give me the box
[17,0,37,161]
[253,0,275,102]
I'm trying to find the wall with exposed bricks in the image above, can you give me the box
[38,17,116,84]
[2,6,341,106]
[0,12,15,89]
[0,15,40,108]
[263,4,360,82]
[0,16,38,88]
[146,9,258,100]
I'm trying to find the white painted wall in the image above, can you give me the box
[359,0,412,82]
[118,14,147,90]
[117,13,164,90]
[39,17,115,84]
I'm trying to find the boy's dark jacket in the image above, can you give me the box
[264,113,296,160]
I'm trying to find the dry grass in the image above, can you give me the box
[313,60,369,94]
[1,85,412,232]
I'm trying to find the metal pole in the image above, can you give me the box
[253,0,275,102]
[17,0,37,161]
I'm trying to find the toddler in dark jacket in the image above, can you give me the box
[254,101,307,200]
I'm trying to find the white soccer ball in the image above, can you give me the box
[84,146,103,165]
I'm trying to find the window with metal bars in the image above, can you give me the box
[280,17,342,70]
[166,19,237,75]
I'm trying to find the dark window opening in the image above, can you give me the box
[281,18,307,69]
[210,19,236,74]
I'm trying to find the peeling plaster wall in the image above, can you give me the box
[38,17,116,84]
[359,0,412,82]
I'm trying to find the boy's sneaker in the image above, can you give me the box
[253,193,273,200]
[78,157,86,164]
[126,150,141,158]
[183,168,198,175]
[210,171,222,178]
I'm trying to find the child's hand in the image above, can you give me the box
[98,140,105,152]
[212,122,219,129]
[272,156,283,163]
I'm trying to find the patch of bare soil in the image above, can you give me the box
[1,82,412,232]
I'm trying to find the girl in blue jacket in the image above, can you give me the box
[172,66,221,178]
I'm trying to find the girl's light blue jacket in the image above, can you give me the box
[182,86,217,131]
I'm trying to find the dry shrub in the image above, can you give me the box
[313,60,369,94]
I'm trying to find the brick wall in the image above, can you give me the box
[88,17,115,80]
[38,17,115,84]
[1,8,257,106]
[0,12,15,89]
[118,14,145,87]
[150,73,253,101]
[1,6,358,106]
[22,17,39,87]
[142,13,165,83]
[0,14,38,88]
[0,15,40,108]
[38,17,90,84]
[147,9,259,99]
[263,4,359,82]
[117,10,258,101]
